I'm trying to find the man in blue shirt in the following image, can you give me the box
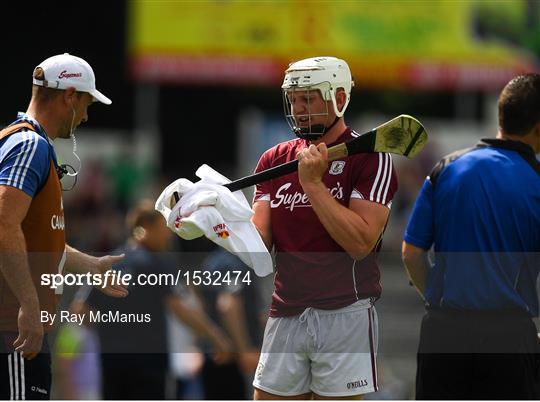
[403,74,540,399]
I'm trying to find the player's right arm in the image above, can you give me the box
[252,200,272,250]
[0,185,42,359]
[251,150,274,251]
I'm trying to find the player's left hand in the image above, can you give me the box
[92,254,129,298]
[297,143,328,189]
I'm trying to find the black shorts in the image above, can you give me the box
[416,309,540,400]
[0,332,51,400]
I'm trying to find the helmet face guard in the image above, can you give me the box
[282,84,332,141]
[281,57,354,141]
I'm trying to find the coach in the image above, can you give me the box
[0,54,128,400]
[402,74,540,399]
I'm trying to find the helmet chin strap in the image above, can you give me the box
[66,106,82,177]
[294,116,340,141]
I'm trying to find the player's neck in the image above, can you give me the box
[311,118,347,146]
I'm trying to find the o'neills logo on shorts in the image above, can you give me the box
[347,379,368,389]
[213,223,230,239]
[271,182,344,211]
[58,70,82,79]
[255,361,264,380]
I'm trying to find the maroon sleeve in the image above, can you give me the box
[351,152,398,207]
[253,150,272,203]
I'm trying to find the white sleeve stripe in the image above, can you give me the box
[11,136,31,188]
[381,154,393,204]
[12,133,39,190]
[8,354,13,400]
[256,194,271,202]
[375,153,390,203]
[6,133,29,186]
[14,350,18,400]
[16,135,40,191]
[369,153,383,201]
[351,189,364,199]
[20,352,25,400]
[368,153,394,204]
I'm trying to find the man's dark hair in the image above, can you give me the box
[31,67,62,103]
[498,73,540,136]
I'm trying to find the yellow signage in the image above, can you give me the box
[128,1,538,89]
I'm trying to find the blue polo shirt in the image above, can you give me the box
[0,113,59,197]
[404,139,540,315]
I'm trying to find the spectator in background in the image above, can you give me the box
[402,74,540,399]
[79,200,232,399]
[167,290,206,400]
[199,247,269,399]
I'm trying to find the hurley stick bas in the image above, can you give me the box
[173,114,427,203]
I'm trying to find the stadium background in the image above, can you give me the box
[0,0,538,399]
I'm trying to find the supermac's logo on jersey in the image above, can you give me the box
[329,161,345,175]
[271,182,344,211]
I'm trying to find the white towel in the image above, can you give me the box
[155,165,273,277]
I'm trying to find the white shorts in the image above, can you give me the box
[253,299,378,397]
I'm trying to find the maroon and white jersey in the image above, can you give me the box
[254,128,398,317]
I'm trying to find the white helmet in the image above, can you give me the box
[282,56,354,139]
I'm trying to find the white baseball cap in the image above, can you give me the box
[32,53,111,105]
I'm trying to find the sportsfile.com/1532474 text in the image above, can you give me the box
[40,269,252,289]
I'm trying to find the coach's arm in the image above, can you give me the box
[64,246,129,298]
[401,241,430,300]
[0,185,42,359]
